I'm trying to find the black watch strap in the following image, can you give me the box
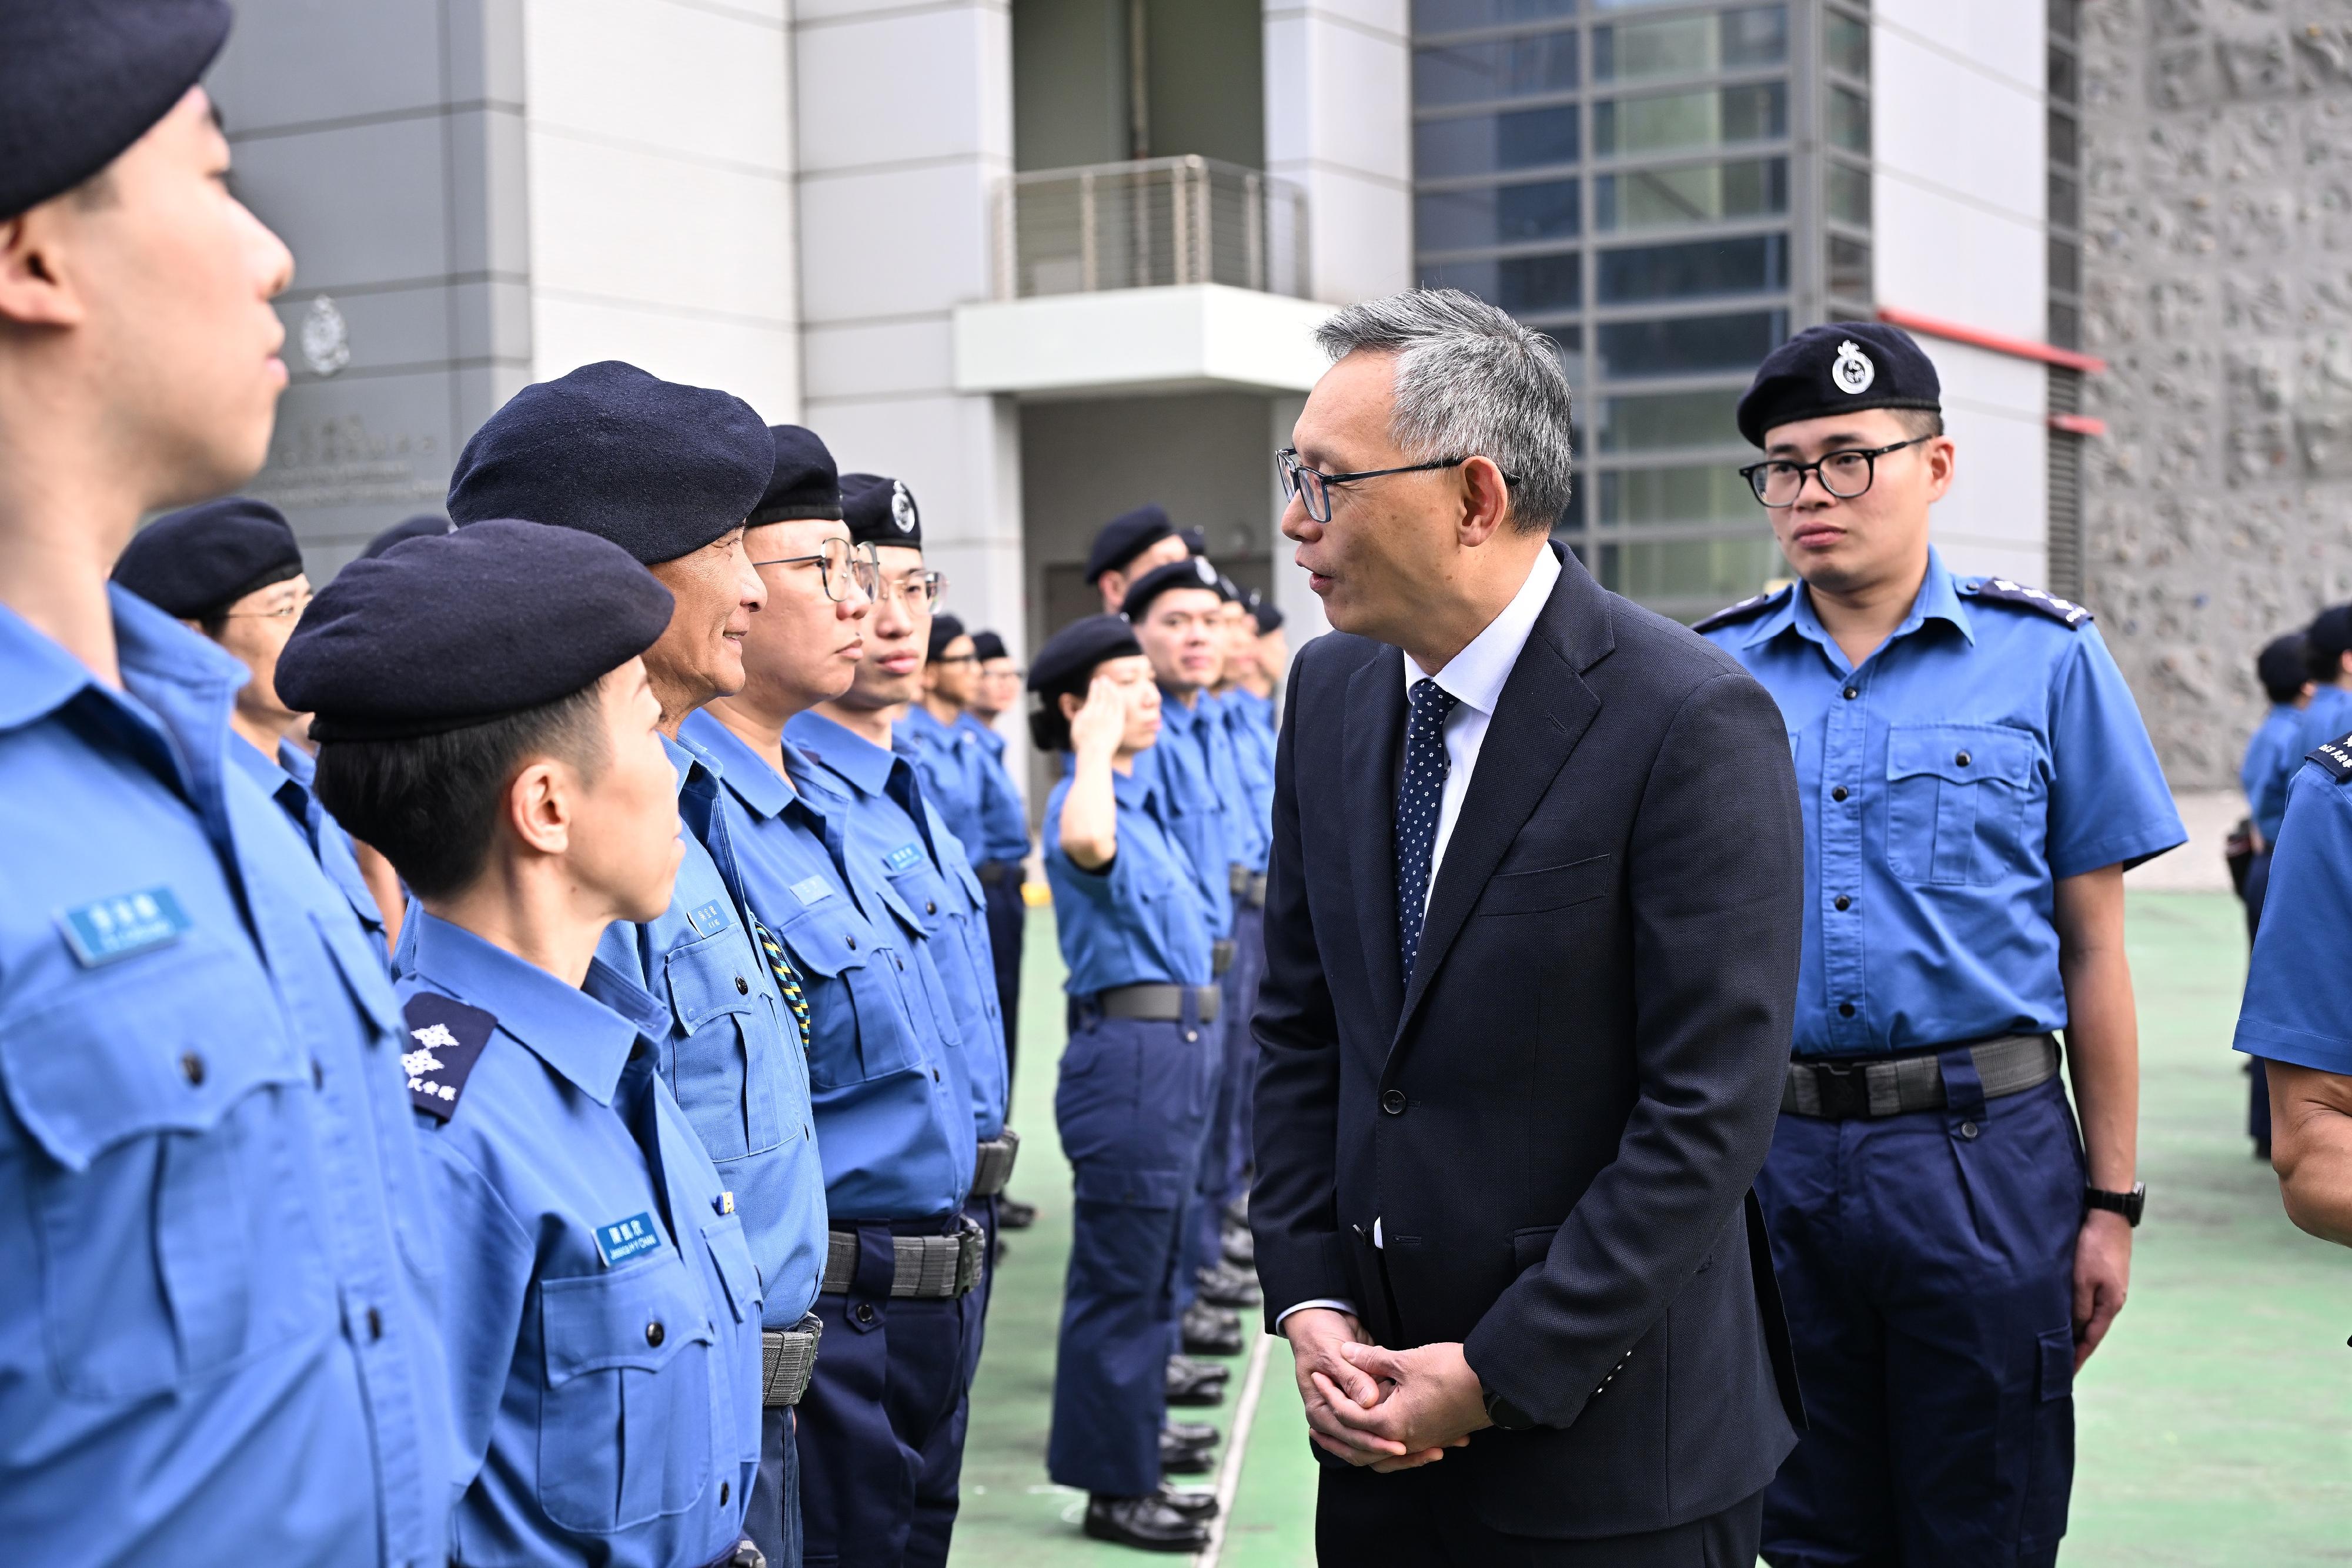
[2084,1182,2146,1227]
[1482,1386,1536,1431]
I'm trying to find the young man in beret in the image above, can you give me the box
[1086,503,1194,614]
[444,359,826,1568]
[1696,322,2181,1567]
[283,519,766,1568]
[901,612,991,869]
[112,495,396,948]
[0,5,456,1563]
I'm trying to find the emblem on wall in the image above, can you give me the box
[300,295,350,378]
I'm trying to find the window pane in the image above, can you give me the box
[1421,250,1584,313]
[1596,309,1788,378]
[1825,159,1870,225]
[1593,83,1786,156]
[1416,178,1582,249]
[2050,0,2079,41]
[1555,482,1588,533]
[2047,108,2078,166]
[1596,388,1743,452]
[1600,464,1755,524]
[1594,156,1788,230]
[2048,170,2079,229]
[1596,233,1789,303]
[1825,10,1869,79]
[1415,29,1579,106]
[2048,236,2079,295]
[2049,299,2080,350]
[2048,45,2078,103]
[1416,104,1581,176]
[1826,86,1870,154]
[1592,534,1782,604]
[1592,6,1786,82]
[1828,234,1870,300]
[1414,0,1578,32]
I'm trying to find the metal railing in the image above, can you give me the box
[993,155,1310,301]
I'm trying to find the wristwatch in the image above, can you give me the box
[2084,1182,2146,1227]
[1482,1385,1536,1431]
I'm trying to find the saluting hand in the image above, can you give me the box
[1068,671,1127,759]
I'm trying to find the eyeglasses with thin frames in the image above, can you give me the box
[223,590,313,621]
[875,569,948,609]
[749,537,881,603]
[1277,448,1519,524]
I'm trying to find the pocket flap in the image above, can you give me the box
[771,906,868,981]
[1510,1223,1561,1273]
[700,1213,764,1325]
[870,880,934,943]
[662,930,761,1032]
[542,1255,714,1385]
[1885,725,2035,787]
[1479,855,1613,917]
[1070,1163,1191,1209]
[0,941,302,1171]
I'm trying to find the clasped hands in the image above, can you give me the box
[1282,1307,1494,1472]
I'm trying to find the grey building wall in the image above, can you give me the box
[2080,2,2352,788]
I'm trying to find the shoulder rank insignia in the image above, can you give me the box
[1959,577,2094,628]
[1690,584,1792,634]
[2308,732,2352,783]
[400,992,495,1121]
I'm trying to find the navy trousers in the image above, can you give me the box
[1188,900,1265,1281]
[746,1403,801,1568]
[980,867,1025,1091]
[1048,1006,1217,1497]
[794,1220,980,1568]
[1758,1065,2085,1568]
[2242,848,2274,1149]
[1318,1466,1767,1567]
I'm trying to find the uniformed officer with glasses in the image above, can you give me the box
[1694,322,2182,1568]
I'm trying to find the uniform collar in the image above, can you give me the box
[1402,544,1560,716]
[1766,547,1975,661]
[228,731,297,795]
[680,709,796,820]
[785,708,900,799]
[662,729,727,799]
[407,911,646,1105]
[1157,687,1207,733]
[1108,757,1161,812]
[0,583,245,732]
[900,704,957,746]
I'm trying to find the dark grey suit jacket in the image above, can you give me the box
[1251,545,1805,1537]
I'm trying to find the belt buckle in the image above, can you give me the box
[1815,1061,1868,1119]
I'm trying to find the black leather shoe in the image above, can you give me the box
[1181,1301,1244,1356]
[1223,1192,1248,1226]
[1166,1420,1220,1446]
[1195,1261,1261,1306]
[1165,1355,1229,1407]
[1158,1427,1215,1475]
[1083,1494,1211,1552]
[1157,1485,1221,1522]
[1221,1222,1255,1268]
[999,1196,1038,1229]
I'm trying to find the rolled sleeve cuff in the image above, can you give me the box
[2234,1017,2352,1076]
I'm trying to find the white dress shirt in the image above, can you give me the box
[1277,544,1561,1328]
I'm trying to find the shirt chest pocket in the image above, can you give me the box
[773,906,923,1089]
[0,941,329,1401]
[1884,724,2042,887]
[871,881,963,1051]
[663,930,779,1161]
[537,1254,719,1532]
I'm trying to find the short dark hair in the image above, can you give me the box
[1892,406,1945,440]
[1029,700,1074,754]
[2259,633,2309,705]
[312,681,608,900]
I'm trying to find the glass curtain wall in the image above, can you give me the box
[1412,0,1873,620]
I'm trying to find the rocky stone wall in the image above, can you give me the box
[2080,0,2352,788]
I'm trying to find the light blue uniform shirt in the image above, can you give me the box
[1199,690,1269,875]
[958,711,1033,865]
[1700,550,2184,1057]
[682,713,974,1219]
[785,711,1007,1139]
[230,734,387,951]
[1221,689,1278,854]
[2236,745,2352,1070]
[900,703,990,864]
[0,588,450,1567]
[1043,760,1215,997]
[2261,685,2352,838]
[1148,693,1238,941]
[400,914,760,1568]
[2243,702,2309,846]
[593,734,827,1326]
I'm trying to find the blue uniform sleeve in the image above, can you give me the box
[2042,626,2187,879]
[2237,764,2352,1072]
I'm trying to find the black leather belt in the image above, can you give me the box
[1782,1033,2060,1119]
[760,1312,823,1407]
[971,1130,1020,1196]
[1097,983,1221,1024]
[1211,940,1234,977]
[976,860,1023,887]
[820,1216,985,1298]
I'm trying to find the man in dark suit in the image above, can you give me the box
[1251,289,1806,1564]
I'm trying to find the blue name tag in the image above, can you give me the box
[594,1212,663,1267]
[58,887,190,967]
[684,900,733,938]
[789,874,833,907]
[887,842,925,872]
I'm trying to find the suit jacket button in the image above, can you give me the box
[1380,1089,1407,1115]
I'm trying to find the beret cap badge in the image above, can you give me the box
[891,481,918,535]
[1832,340,1875,395]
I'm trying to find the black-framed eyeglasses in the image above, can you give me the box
[1277,448,1519,524]
[931,651,979,666]
[749,537,881,602]
[1740,437,1928,508]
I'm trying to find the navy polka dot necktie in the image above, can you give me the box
[1396,677,1459,985]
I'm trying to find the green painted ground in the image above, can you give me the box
[950,894,2351,1567]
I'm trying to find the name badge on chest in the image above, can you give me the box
[684,899,735,938]
[789,874,833,907]
[57,887,190,967]
[594,1212,664,1268]
[887,842,926,873]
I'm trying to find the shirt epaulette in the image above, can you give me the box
[400,992,495,1121]
[2308,732,2352,782]
[1690,584,1792,633]
[1957,577,2094,628]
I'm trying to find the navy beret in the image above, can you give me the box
[1247,593,1285,635]
[0,0,230,219]
[927,613,968,663]
[279,519,673,741]
[1121,556,1228,623]
[1180,527,1209,556]
[1083,504,1175,583]
[750,426,841,524]
[446,361,771,564]
[2307,607,2352,681]
[843,472,921,549]
[113,496,302,618]
[970,630,1008,662]
[1028,614,1144,699]
[360,513,451,560]
[1735,322,1942,447]
[2259,633,2308,697]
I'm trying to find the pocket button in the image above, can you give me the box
[646,1320,666,1347]
[1955,750,1972,767]
[734,975,749,995]
[179,1051,205,1086]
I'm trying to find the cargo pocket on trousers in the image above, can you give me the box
[2019,1325,2076,1553]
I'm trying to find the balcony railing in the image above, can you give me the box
[993,155,1310,301]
